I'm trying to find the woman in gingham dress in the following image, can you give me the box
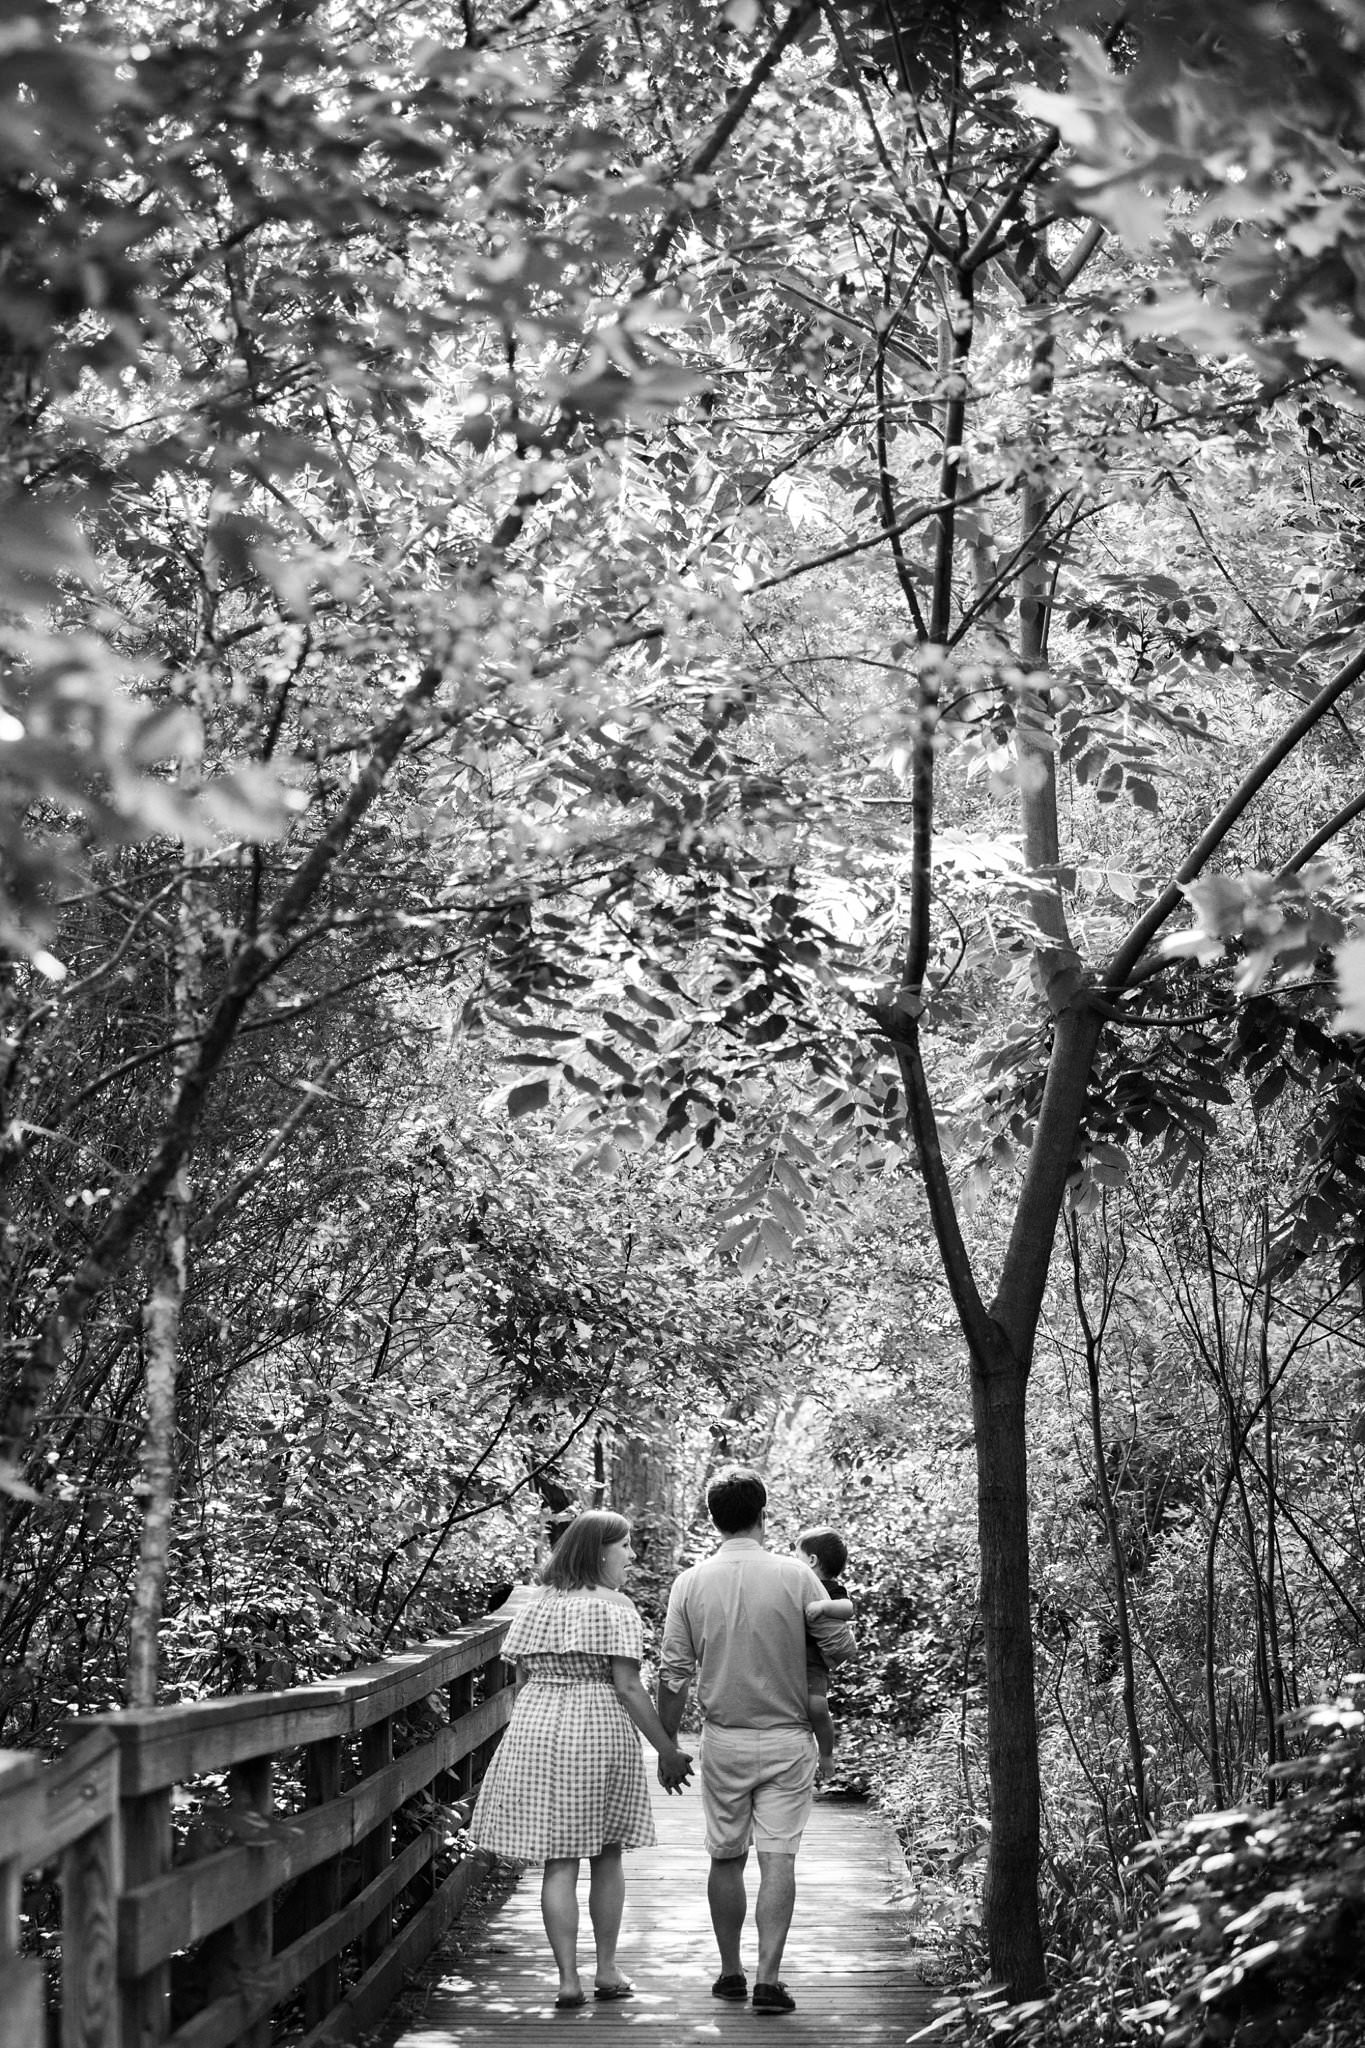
[472,1510,694,2008]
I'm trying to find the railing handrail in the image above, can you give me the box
[66,1618,511,1793]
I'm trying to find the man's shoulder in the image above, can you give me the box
[669,1546,813,1593]
[665,1558,702,1603]
[698,1546,817,1595]
[746,1548,820,1587]
[666,1549,727,1603]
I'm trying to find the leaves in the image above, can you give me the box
[1332,936,1365,1035]
[506,1076,553,1119]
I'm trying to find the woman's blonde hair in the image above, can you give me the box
[538,1509,631,1591]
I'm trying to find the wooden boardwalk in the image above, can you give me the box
[386,1751,938,2045]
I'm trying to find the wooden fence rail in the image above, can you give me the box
[0,1618,515,2048]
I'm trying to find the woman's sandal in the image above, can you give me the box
[594,1981,635,2001]
[554,1990,587,2008]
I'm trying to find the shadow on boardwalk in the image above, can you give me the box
[386,1752,939,2046]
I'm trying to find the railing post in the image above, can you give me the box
[119,1779,172,2048]
[61,1781,119,2048]
[0,1754,46,2048]
[477,1653,512,1779]
[193,1754,273,2048]
[445,1671,475,1809]
[231,1758,275,2048]
[357,1714,394,1970]
[300,1735,342,2025]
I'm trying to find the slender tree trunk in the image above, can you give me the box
[1069,1219,1152,1835]
[885,269,1098,1987]
[1256,1234,1288,1777]
[1203,1461,1238,1807]
[126,1170,189,1707]
[126,862,203,1708]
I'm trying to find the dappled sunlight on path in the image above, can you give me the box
[386,1749,938,2045]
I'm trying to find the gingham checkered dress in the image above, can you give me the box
[471,1589,657,1863]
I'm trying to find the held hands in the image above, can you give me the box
[657,1745,694,1794]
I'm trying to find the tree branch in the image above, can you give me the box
[1104,640,1365,990]
[878,1013,996,1359]
[1276,785,1365,879]
[0,664,445,1496]
[639,0,819,291]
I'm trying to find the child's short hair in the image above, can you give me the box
[797,1525,847,1578]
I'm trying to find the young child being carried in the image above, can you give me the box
[798,1524,855,1765]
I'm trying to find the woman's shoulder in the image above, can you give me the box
[533,1584,630,1608]
[506,1585,639,1645]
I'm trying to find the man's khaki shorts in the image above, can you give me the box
[699,1726,818,1859]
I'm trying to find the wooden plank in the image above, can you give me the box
[0,1847,19,1950]
[0,1955,46,2048]
[0,1751,45,1872]
[90,1697,349,1799]
[301,1734,343,2026]
[229,1757,273,2048]
[76,1627,510,1794]
[294,1852,494,2048]
[443,1673,475,1811]
[269,1830,433,2012]
[357,1716,393,1971]
[47,1729,120,1861]
[119,1784,172,2048]
[164,1831,438,2048]
[382,1759,939,2047]
[344,1631,509,1734]
[60,1775,119,2048]
[119,1693,514,1974]
[0,1752,41,1797]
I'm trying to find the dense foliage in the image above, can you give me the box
[7,0,1365,2027]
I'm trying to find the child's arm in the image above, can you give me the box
[805,1595,854,1622]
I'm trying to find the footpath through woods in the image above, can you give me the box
[384,1753,938,2046]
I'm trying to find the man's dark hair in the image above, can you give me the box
[797,1526,848,1579]
[706,1464,768,1534]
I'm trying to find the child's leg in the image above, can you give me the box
[806,1669,835,1760]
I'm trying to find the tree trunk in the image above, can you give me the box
[969,1334,1045,1995]
[1072,1225,1152,1836]
[126,860,203,1708]
[126,1170,189,1707]
[609,1408,678,1568]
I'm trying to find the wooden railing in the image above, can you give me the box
[0,1618,515,2048]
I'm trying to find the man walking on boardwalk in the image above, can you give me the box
[656,1465,855,2015]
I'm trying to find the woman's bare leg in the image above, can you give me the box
[541,1857,582,1999]
[588,1843,627,1987]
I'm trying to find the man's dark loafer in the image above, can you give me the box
[712,1972,748,2000]
[752,1980,796,2014]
